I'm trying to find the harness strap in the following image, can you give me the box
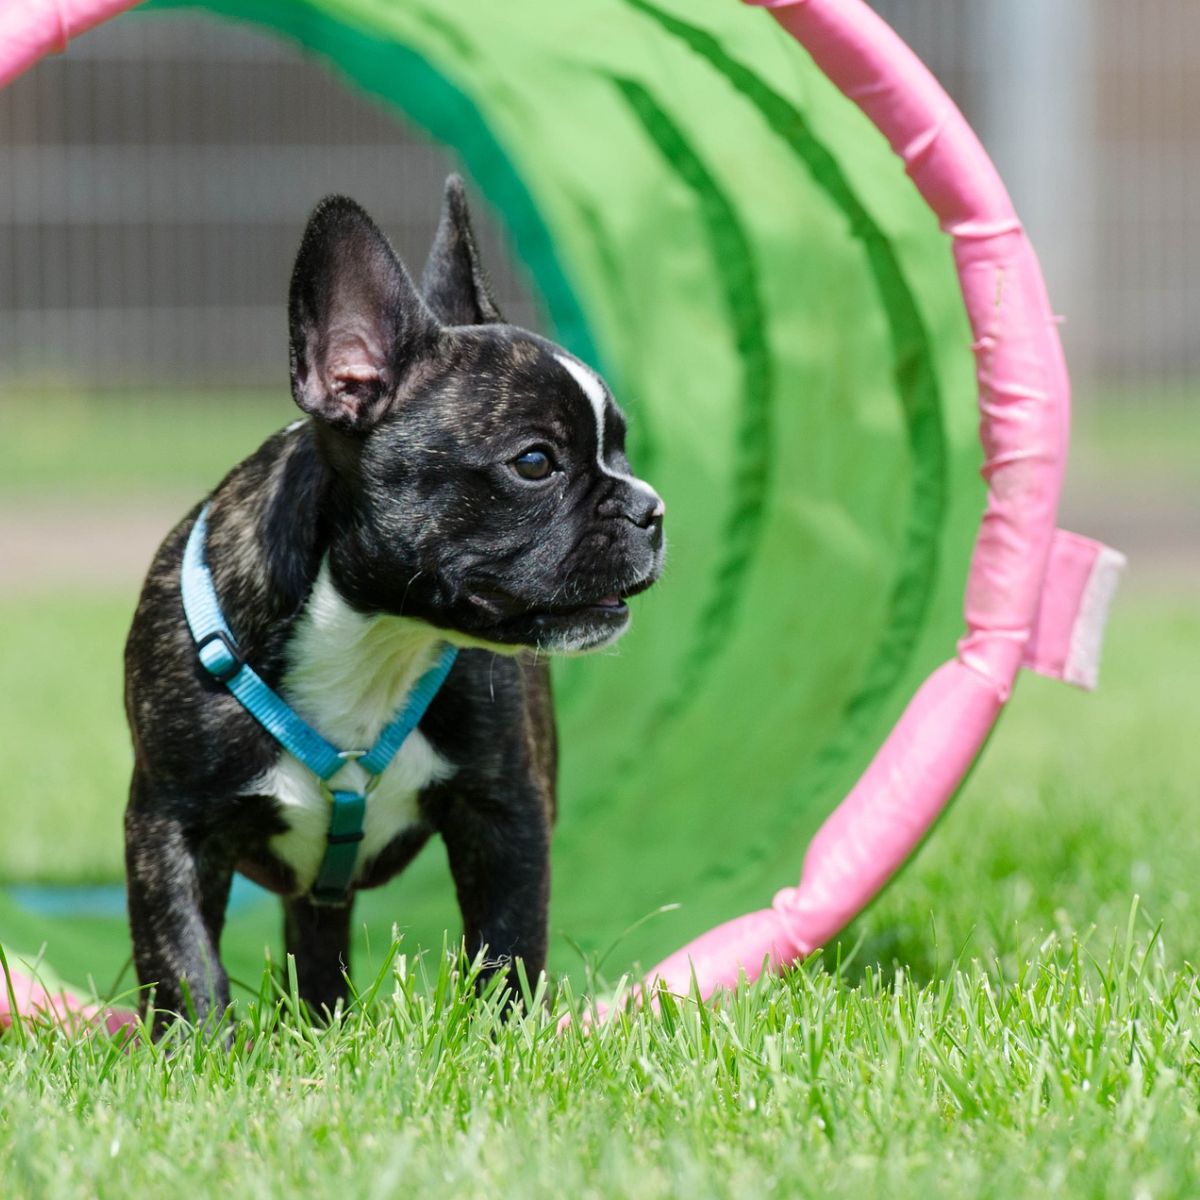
[180,504,459,905]
[312,790,367,903]
[181,507,345,780]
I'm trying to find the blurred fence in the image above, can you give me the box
[0,2,1197,394]
[0,13,540,388]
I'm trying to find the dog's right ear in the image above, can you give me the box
[288,196,439,434]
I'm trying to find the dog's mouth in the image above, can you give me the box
[468,589,628,623]
[463,577,656,651]
[537,593,626,620]
[529,596,629,639]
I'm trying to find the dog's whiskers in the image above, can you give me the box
[399,570,423,615]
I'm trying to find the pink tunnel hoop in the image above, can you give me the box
[641,0,1125,1000]
[0,0,1123,1016]
[0,0,140,89]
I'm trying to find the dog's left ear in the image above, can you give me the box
[420,175,504,326]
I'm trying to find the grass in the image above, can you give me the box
[0,593,132,885]
[3,924,1199,1197]
[1080,382,1200,480]
[0,388,294,502]
[2,601,1197,1194]
[2,389,1198,1195]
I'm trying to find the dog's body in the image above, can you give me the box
[124,178,663,1030]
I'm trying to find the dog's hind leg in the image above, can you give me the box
[282,894,352,1019]
[124,784,233,1038]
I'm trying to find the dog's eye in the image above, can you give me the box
[511,447,555,481]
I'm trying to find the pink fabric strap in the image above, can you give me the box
[1023,531,1126,690]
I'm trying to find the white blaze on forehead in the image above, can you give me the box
[552,351,661,505]
[553,351,608,451]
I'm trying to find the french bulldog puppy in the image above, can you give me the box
[123,177,664,1032]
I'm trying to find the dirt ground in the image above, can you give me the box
[0,499,191,595]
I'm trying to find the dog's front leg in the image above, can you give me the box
[432,785,551,997]
[282,894,352,1018]
[125,783,233,1037]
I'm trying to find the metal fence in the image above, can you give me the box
[1,3,1197,393]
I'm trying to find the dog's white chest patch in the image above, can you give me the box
[245,566,455,891]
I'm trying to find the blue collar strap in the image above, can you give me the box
[180,504,458,905]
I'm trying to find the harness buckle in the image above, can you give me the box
[323,749,383,796]
[196,629,244,684]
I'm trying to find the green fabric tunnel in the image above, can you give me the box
[5,0,987,989]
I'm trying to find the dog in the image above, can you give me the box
[123,176,664,1032]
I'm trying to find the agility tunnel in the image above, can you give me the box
[0,0,1122,1008]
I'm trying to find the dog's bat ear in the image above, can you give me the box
[420,175,504,327]
[288,196,439,433]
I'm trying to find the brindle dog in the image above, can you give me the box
[124,178,664,1032]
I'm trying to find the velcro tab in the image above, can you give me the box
[1022,529,1126,690]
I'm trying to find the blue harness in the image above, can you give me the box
[180,505,458,905]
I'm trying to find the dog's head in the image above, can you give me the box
[287,177,664,654]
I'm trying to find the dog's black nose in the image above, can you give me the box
[626,491,665,529]
[627,492,665,551]
[633,494,662,528]
[602,485,665,544]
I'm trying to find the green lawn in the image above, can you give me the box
[2,587,1197,1196]
[2,391,1198,1196]
[2,926,1198,1199]
[0,389,294,501]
